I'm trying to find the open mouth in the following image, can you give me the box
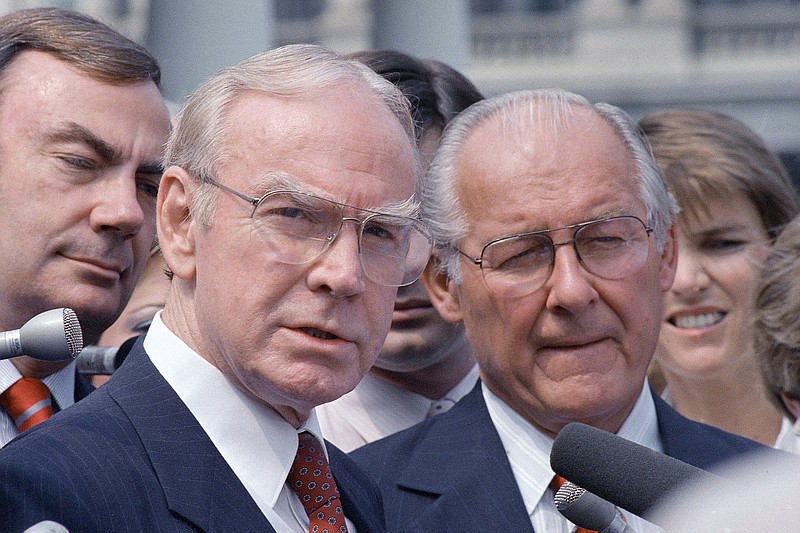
[669,311,726,329]
[299,327,338,340]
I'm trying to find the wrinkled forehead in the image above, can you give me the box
[217,88,419,208]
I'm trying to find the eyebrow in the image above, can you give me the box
[255,170,420,219]
[46,122,164,176]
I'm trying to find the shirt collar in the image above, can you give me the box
[483,379,662,515]
[0,358,77,410]
[144,311,325,512]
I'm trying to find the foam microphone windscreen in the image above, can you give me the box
[550,422,719,518]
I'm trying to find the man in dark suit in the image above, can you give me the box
[351,89,771,532]
[0,44,432,532]
[0,8,171,446]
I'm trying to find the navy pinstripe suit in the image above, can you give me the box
[351,382,769,533]
[0,342,385,532]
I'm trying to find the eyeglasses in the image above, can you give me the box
[456,215,653,297]
[205,177,433,287]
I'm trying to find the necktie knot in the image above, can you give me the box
[288,431,349,533]
[0,377,53,432]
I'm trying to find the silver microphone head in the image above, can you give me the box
[555,480,586,510]
[18,307,84,360]
[555,480,620,531]
[61,308,83,357]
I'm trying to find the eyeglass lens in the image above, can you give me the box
[479,216,650,296]
[251,190,432,287]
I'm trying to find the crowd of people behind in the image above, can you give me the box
[0,6,798,532]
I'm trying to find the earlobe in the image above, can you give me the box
[781,393,800,422]
[419,255,464,324]
[157,166,196,280]
[659,221,678,291]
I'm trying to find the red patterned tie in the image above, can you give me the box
[0,377,53,432]
[287,431,349,533]
[551,475,598,533]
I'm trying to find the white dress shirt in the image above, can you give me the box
[774,416,800,454]
[0,359,76,447]
[317,364,479,452]
[484,381,665,533]
[144,312,357,533]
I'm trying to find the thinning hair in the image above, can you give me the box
[0,7,160,88]
[754,214,800,420]
[165,43,419,226]
[425,88,679,282]
[639,109,799,239]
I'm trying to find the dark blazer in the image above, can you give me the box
[0,341,385,533]
[351,382,769,533]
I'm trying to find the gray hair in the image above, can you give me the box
[425,88,679,282]
[164,43,419,225]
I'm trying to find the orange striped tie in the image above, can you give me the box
[0,377,53,432]
[551,475,598,533]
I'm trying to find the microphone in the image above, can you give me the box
[550,422,720,520]
[23,521,70,533]
[76,336,138,375]
[555,480,637,533]
[0,308,83,361]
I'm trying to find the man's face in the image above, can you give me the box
[0,51,171,343]
[430,107,676,437]
[376,124,471,374]
[161,84,418,424]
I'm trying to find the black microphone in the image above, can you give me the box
[550,422,720,520]
[555,480,637,533]
[76,336,138,375]
[0,308,83,361]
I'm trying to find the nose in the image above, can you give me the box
[669,245,710,297]
[89,172,146,239]
[306,219,366,298]
[544,241,598,313]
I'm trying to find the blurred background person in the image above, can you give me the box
[754,212,800,452]
[91,244,169,387]
[317,49,483,452]
[640,109,800,447]
[0,7,171,447]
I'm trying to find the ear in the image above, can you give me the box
[157,166,197,281]
[419,254,464,323]
[658,220,678,292]
[781,393,800,422]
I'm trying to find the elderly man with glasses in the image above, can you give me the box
[0,44,430,532]
[351,89,775,533]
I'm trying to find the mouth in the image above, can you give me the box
[298,327,340,341]
[668,311,726,329]
[394,298,432,312]
[65,254,127,279]
[392,300,436,325]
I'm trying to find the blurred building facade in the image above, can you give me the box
[2,0,797,182]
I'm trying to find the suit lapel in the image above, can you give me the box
[73,368,95,402]
[108,344,276,532]
[329,444,385,532]
[395,386,535,533]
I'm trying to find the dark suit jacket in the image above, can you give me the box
[351,382,769,533]
[0,341,385,532]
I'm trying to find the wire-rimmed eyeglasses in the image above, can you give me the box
[456,215,653,297]
[206,177,433,287]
